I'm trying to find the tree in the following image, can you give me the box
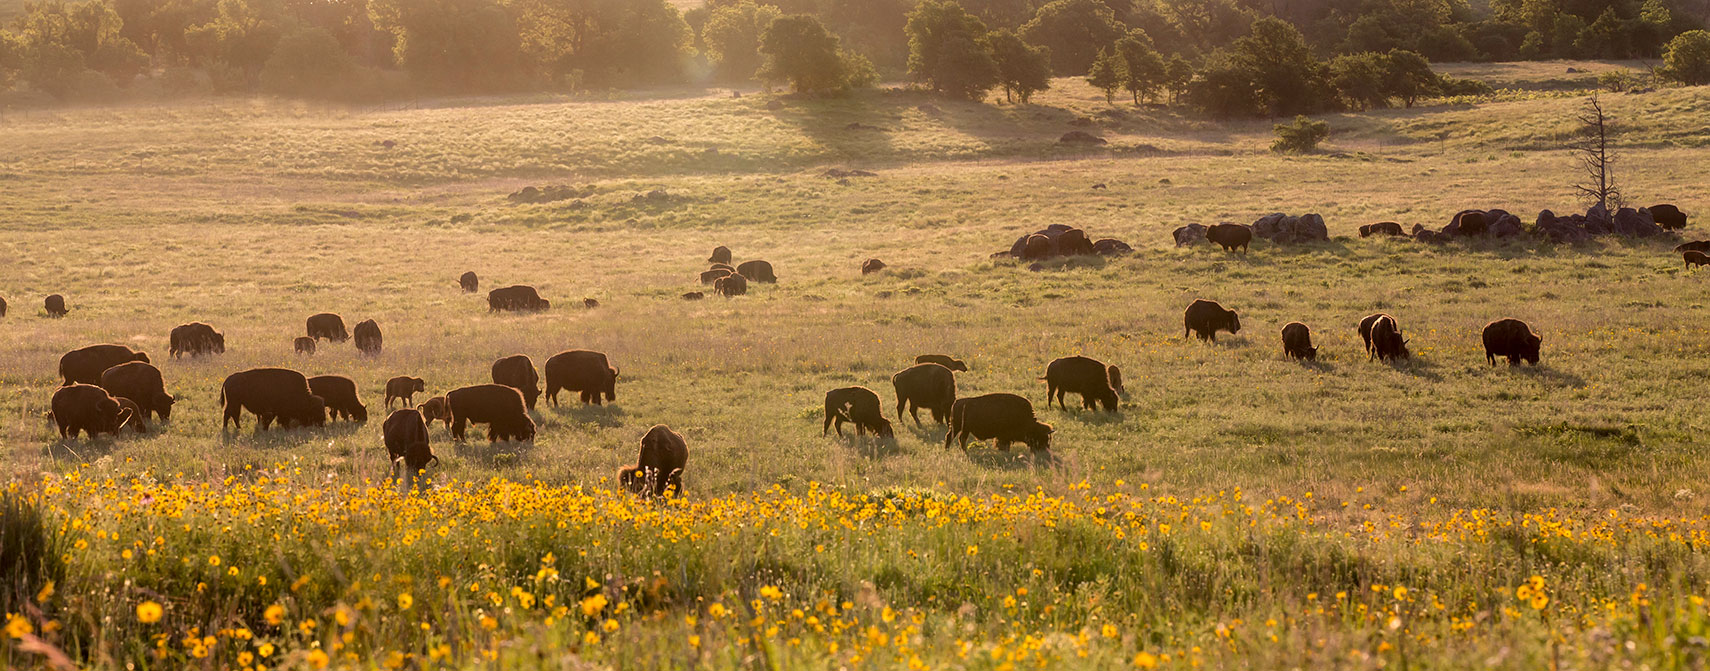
[1162,54,1192,102]
[1329,52,1387,110]
[702,1,782,83]
[758,14,850,93]
[1574,7,1632,58]
[905,0,999,100]
[1114,29,1165,104]
[6,0,148,98]
[1570,94,1622,213]
[259,25,358,98]
[986,28,1050,103]
[369,0,525,92]
[1382,49,1438,108]
[507,0,694,88]
[1085,47,1121,103]
[1660,29,1710,85]
[1020,0,1123,76]
[1272,115,1329,153]
[184,0,290,87]
[1188,18,1330,118]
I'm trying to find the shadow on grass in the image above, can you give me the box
[545,404,627,429]
[1509,364,1588,388]
[43,437,124,462]
[451,439,537,467]
[217,422,362,447]
[962,446,1060,470]
[1386,357,1444,382]
[1295,359,1337,373]
[830,434,903,460]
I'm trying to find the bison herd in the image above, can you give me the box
[698,247,777,298]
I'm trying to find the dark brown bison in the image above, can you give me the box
[583,298,600,309]
[1281,322,1317,360]
[714,273,748,297]
[914,354,968,372]
[1652,204,1687,230]
[1057,228,1094,256]
[306,313,348,342]
[891,363,957,426]
[50,384,134,439]
[1675,240,1710,254]
[446,384,536,443]
[682,292,705,300]
[737,260,777,283]
[862,258,887,275]
[169,322,225,358]
[419,396,452,429]
[1184,300,1241,342]
[294,337,317,355]
[708,246,733,265]
[491,354,542,410]
[1206,224,1252,253]
[308,375,369,423]
[220,368,326,430]
[621,425,688,498]
[700,268,733,285]
[385,376,426,408]
[1022,234,1053,260]
[0,296,6,318]
[44,294,67,317]
[114,398,148,434]
[353,319,382,354]
[1364,314,1410,361]
[1107,365,1124,393]
[1042,356,1119,411]
[1360,222,1405,237]
[459,271,479,293]
[1686,251,1710,270]
[945,393,1053,454]
[544,350,619,406]
[709,263,736,273]
[384,409,438,482]
[99,362,175,421]
[488,285,550,312]
[1483,318,1541,366]
[1451,210,1488,236]
[59,344,150,386]
[823,387,894,438]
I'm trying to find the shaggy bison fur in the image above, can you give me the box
[50,384,134,439]
[491,355,542,409]
[1651,204,1687,230]
[169,322,225,358]
[385,376,426,408]
[308,375,369,423]
[1281,322,1317,360]
[544,350,619,406]
[59,344,150,386]
[1206,224,1252,253]
[353,319,382,354]
[1675,240,1710,254]
[446,384,536,443]
[44,294,67,317]
[823,387,894,438]
[488,285,550,312]
[714,273,748,297]
[384,409,438,482]
[891,363,957,426]
[862,258,887,275]
[1022,234,1053,260]
[99,361,175,422]
[306,313,349,342]
[620,425,688,498]
[914,354,968,372]
[1360,222,1405,237]
[294,337,316,355]
[1686,251,1710,270]
[1363,314,1410,361]
[737,260,777,283]
[1183,300,1241,342]
[1107,365,1124,393]
[460,271,479,293]
[1041,356,1119,412]
[220,368,326,430]
[419,396,452,429]
[945,393,1054,454]
[1483,318,1541,366]
[708,246,733,265]
[700,268,733,285]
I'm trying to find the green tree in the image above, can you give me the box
[1114,29,1164,104]
[184,0,290,87]
[986,27,1050,103]
[369,0,525,91]
[757,14,849,93]
[1329,51,1387,110]
[1660,29,1710,85]
[702,0,782,83]
[1162,53,1192,102]
[1230,18,1329,117]
[508,0,693,87]
[1020,0,1123,75]
[1085,46,1121,103]
[1271,115,1329,153]
[7,0,148,98]
[259,25,358,98]
[905,0,999,100]
[1382,49,1438,107]
[1574,7,1632,58]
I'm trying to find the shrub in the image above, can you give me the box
[1437,75,1495,97]
[1660,30,1710,85]
[1271,115,1329,154]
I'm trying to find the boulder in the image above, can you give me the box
[1092,239,1133,255]
[1489,212,1524,238]
[1172,224,1207,247]
[1613,207,1661,238]
[1252,213,1328,244]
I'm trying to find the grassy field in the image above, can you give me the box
[4,72,1710,669]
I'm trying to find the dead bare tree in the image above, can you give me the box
[1571,94,1623,213]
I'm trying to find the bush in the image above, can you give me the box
[260,27,360,99]
[1271,115,1329,153]
[1436,75,1494,97]
[1660,30,1710,85]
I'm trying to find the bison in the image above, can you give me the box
[114,398,148,434]
[50,384,134,439]
[385,376,426,408]
[708,246,733,265]
[620,425,688,498]
[862,258,887,275]
[446,384,536,443]
[1184,300,1241,342]
[419,396,452,429]
[1107,365,1124,393]
[714,273,748,297]
[1652,204,1687,230]
[1364,314,1410,361]
[383,409,439,483]
[294,337,317,355]
[1281,322,1317,360]
[353,319,382,354]
[709,263,735,273]
[1675,240,1710,254]
[944,393,1053,454]
[1451,210,1488,236]
[1206,224,1252,253]
[1057,228,1094,256]
[169,322,225,358]
[99,361,175,422]
[1022,234,1053,260]
[891,362,957,426]
[1483,318,1541,366]
[823,387,894,438]
[1686,251,1710,270]
[544,350,619,407]
[1041,356,1119,412]
[220,368,326,430]
[0,296,6,318]
[459,271,479,293]
[306,313,349,342]
[488,285,550,312]
[308,375,369,423]
[737,260,777,283]
[914,354,968,372]
[700,268,733,285]
[1360,222,1405,237]
[491,354,542,409]
[44,294,67,317]
[59,344,150,386]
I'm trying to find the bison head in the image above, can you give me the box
[99,398,134,434]
[1026,422,1054,452]
[133,352,151,364]
[872,417,895,439]
[297,396,328,428]
[1523,334,1542,364]
[212,333,226,354]
[351,402,369,424]
[155,392,176,421]
[1225,311,1241,334]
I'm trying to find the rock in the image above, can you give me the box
[682,292,704,301]
[1092,239,1133,255]
[1091,183,1106,190]
[1566,67,1583,73]
[1613,207,1661,237]
[1059,131,1107,145]
[1158,178,1172,185]
[917,104,942,116]
[765,100,784,111]
[380,140,396,149]
[1068,117,1094,127]
[1252,213,1328,244]
[1489,213,1524,238]
[508,185,591,205]
[1172,224,1208,247]
[1534,210,1593,243]
[632,189,671,204]
[584,298,600,308]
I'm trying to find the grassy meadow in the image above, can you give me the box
[4,72,1710,669]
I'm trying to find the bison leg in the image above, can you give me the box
[823,409,834,436]
[545,384,560,407]
[451,417,467,442]
[908,403,922,427]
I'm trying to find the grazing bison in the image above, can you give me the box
[714,273,748,297]
[1483,318,1541,366]
[220,368,326,430]
[1057,228,1094,256]
[1107,365,1124,393]
[1675,240,1710,254]
[99,362,174,422]
[1365,314,1410,361]
[0,296,6,318]
[1206,224,1252,253]
[1183,300,1241,342]
[44,294,67,317]
[50,384,134,439]
[294,337,317,355]
[620,425,688,498]
[308,375,369,423]
[306,313,349,342]
[114,398,148,434]
[823,387,894,438]
[459,271,479,293]
[583,298,600,309]
[544,350,619,407]
[700,268,733,285]
[682,292,705,300]
[446,384,536,443]
[1652,204,1687,230]
[1360,222,1405,237]
[708,246,733,265]
[1687,251,1710,270]
[169,322,225,358]
[488,285,550,312]
[709,263,736,273]
[914,354,968,372]
[353,319,382,354]
[1451,210,1488,236]
[383,409,438,482]
[891,363,957,426]
[862,258,887,275]
[385,376,426,408]
[945,393,1054,454]
[1022,234,1053,260]
[1281,322,1318,360]
[59,344,150,386]
[419,396,452,429]
[491,354,542,409]
[1092,238,1133,255]
[1042,356,1119,411]
[737,260,777,283]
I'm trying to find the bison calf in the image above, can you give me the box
[1686,251,1710,270]
[1483,318,1541,366]
[1361,313,1410,361]
[308,375,369,423]
[1184,300,1241,342]
[714,273,748,297]
[1041,356,1119,412]
[862,258,887,275]
[294,337,316,355]
[945,393,1053,454]
[621,425,688,498]
[824,387,894,438]
[460,271,479,293]
[419,396,452,429]
[44,294,67,317]
[1281,322,1318,360]
[385,376,426,408]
